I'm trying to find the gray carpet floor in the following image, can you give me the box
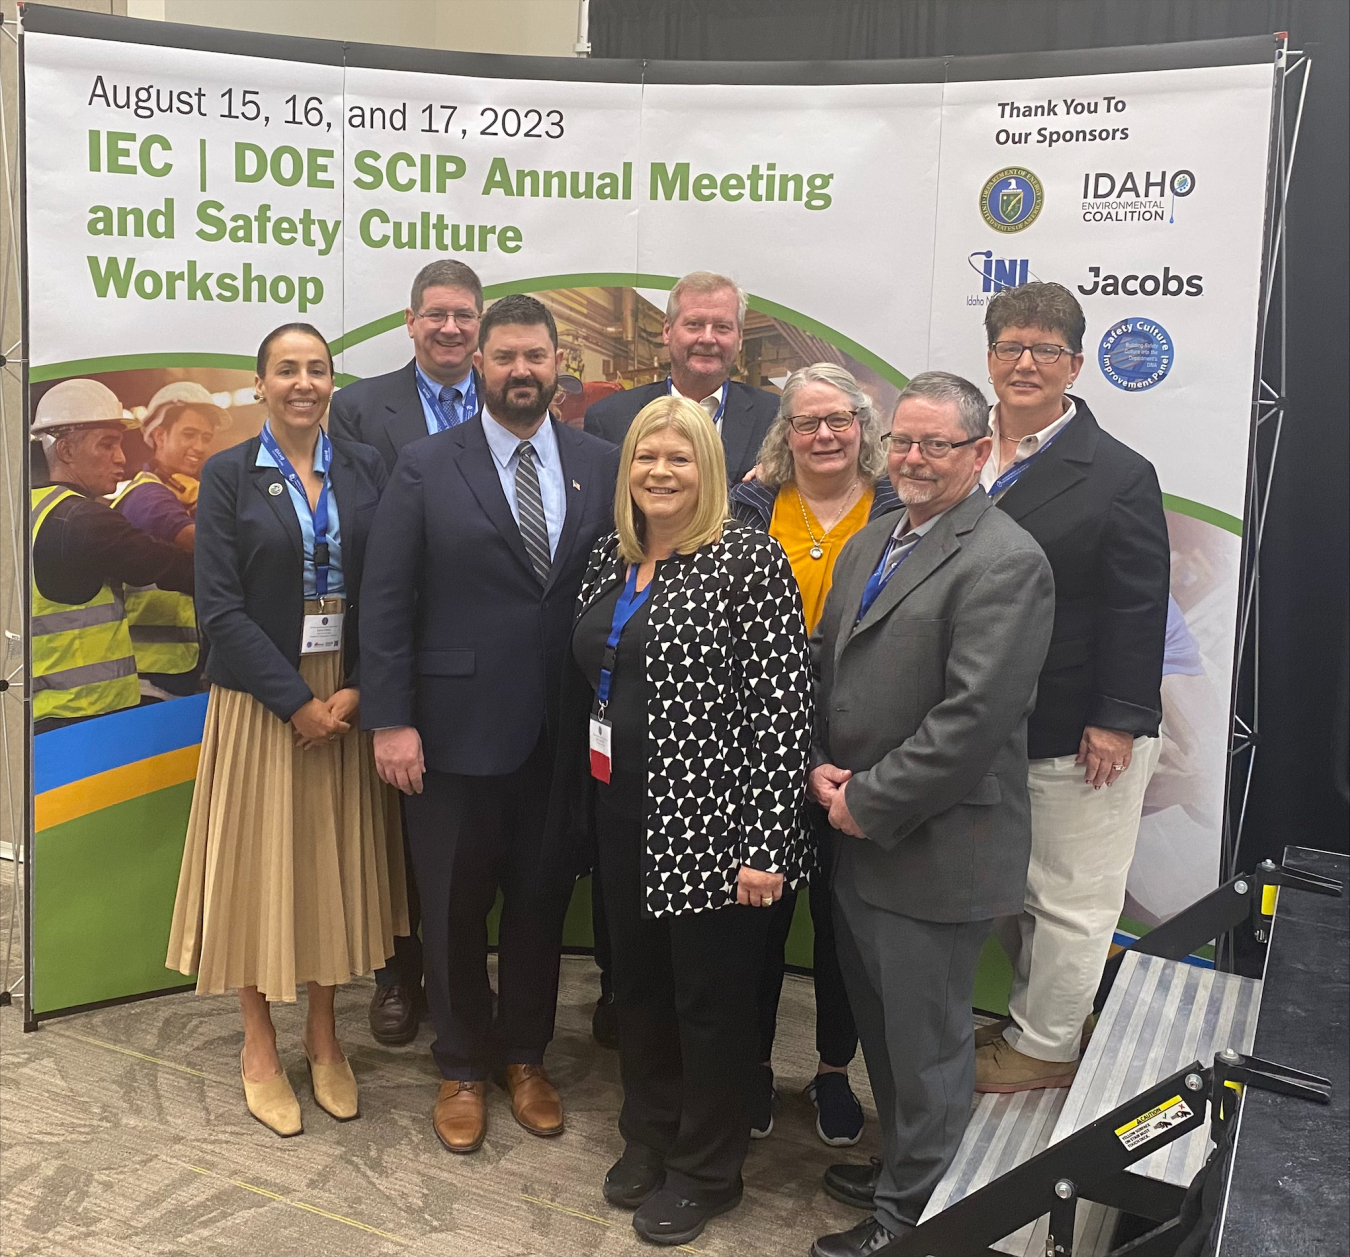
[0,936,882,1256]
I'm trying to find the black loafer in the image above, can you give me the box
[368,983,423,1045]
[811,1216,903,1257]
[823,1158,881,1209]
[592,992,620,1049]
[631,1185,742,1245]
[603,1144,665,1209]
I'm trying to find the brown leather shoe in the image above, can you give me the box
[503,1064,564,1136]
[368,984,423,1046]
[433,1079,486,1153]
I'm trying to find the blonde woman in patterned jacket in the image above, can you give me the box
[546,394,812,1247]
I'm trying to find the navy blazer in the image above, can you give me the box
[360,416,620,776]
[583,378,778,484]
[329,359,484,474]
[195,433,387,721]
[993,397,1170,759]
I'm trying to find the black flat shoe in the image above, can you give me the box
[823,1157,881,1209]
[631,1185,742,1246]
[811,1216,903,1257]
[603,1144,665,1209]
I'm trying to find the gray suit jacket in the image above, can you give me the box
[812,490,1054,923]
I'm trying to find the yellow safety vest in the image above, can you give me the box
[30,486,140,723]
[110,471,200,676]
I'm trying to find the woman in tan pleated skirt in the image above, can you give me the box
[168,323,408,1136]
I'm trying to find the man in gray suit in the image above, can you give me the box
[808,372,1055,1257]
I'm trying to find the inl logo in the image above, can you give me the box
[969,251,1030,292]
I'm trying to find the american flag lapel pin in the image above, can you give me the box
[572,479,581,491]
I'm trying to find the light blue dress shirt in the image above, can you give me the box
[256,426,345,598]
[414,362,475,436]
[480,409,566,558]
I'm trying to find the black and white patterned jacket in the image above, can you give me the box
[574,520,814,917]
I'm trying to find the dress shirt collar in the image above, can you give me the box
[890,483,983,541]
[481,407,559,470]
[670,377,729,421]
[414,360,470,403]
[255,422,325,472]
[983,396,1077,487]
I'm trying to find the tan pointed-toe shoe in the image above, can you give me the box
[241,1051,303,1137]
[433,1079,486,1153]
[503,1064,564,1136]
[305,1044,359,1121]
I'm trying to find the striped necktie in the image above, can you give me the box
[514,440,552,584]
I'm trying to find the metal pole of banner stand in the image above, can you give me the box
[0,5,31,1024]
[574,0,591,57]
[1224,35,1311,969]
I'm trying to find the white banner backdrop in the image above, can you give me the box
[23,20,1276,927]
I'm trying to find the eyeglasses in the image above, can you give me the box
[883,434,982,459]
[990,341,1074,364]
[417,309,481,328]
[785,411,858,435]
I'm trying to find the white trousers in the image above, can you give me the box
[997,736,1161,1063]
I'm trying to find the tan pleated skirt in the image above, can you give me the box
[167,607,408,1002]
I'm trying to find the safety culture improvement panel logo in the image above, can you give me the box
[980,167,1044,233]
[1098,317,1174,392]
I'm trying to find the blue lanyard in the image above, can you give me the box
[857,532,918,621]
[987,422,1067,498]
[260,422,333,597]
[597,565,652,706]
[666,377,728,427]
[416,368,477,432]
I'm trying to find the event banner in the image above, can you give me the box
[21,6,1275,1017]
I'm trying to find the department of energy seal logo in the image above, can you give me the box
[981,167,1044,233]
[1098,317,1174,391]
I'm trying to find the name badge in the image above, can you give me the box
[589,716,613,783]
[301,611,344,655]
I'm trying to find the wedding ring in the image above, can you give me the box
[1111,764,1125,772]
[760,896,773,907]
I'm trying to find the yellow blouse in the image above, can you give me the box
[769,483,875,633]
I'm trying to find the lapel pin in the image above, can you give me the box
[268,482,284,496]
[572,479,581,491]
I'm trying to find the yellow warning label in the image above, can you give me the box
[1115,1095,1194,1151]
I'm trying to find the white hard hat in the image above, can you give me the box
[141,381,232,438]
[30,379,133,437]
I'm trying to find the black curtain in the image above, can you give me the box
[594,0,1350,865]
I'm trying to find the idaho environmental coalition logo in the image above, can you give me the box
[981,167,1044,233]
[1098,317,1174,391]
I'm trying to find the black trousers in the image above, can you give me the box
[374,799,423,991]
[757,830,859,1068]
[596,798,769,1203]
[403,736,561,1080]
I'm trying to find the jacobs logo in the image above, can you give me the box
[981,167,1044,233]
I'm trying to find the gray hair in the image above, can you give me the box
[666,270,747,329]
[756,363,886,489]
[893,371,990,441]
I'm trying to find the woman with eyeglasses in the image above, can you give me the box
[729,363,900,1148]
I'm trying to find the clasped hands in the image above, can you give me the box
[808,763,865,838]
[289,687,359,750]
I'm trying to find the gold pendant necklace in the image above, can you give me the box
[798,481,859,560]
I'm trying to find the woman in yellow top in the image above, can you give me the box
[729,362,899,1148]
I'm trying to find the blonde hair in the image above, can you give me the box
[666,271,747,328]
[756,362,886,489]
[615,396,728,564]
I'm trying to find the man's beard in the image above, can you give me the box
[487,375,557,426]
[893,468,941,505]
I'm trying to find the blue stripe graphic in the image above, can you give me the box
[34,694,208,794]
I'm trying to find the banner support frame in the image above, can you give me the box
[1224,37,1310,948]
